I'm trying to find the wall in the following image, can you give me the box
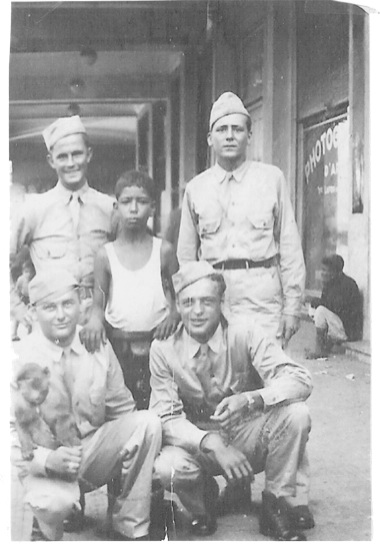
[347,6,370,340]
[271,1,297,201]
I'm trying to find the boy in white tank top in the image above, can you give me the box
[80,171,179,408]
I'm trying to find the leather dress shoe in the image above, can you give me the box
[289,505,315,530]
[63,504,85,533]
[190,475,219,537]
[31,518,51,541]
[260,491,307,541]
[109,530,149,540]
[190,513,217,537]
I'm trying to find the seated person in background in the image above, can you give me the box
[11,257,35,341]
[11,269,162,541]
[306,254,361,359]
[150,261,314,541]
[81,170,179,409]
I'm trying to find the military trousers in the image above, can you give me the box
[220,265,283,340]
[15,411,161,540]
[154,402,311,516]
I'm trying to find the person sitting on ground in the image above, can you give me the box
[11,269,162,541]
[80,170,180,409]
[306,254,361,359]
[150,261,314,541]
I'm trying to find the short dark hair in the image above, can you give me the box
[322,254,344,273]
[114,170,156,201]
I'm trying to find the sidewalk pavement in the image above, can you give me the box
[10,320,371,541]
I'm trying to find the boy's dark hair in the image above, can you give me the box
[322,254,344,273]
[115,170,156,201]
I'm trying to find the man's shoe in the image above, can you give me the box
[63,504,85,532]
[31,518,51,541]
[110,530,149,540]
[260,491,307,541]
[190,475,218,536]
[288,505,315,530]
[190,514,217,537]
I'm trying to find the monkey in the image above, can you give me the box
[13,362,81,461]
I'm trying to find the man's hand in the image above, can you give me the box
[154,311,180,340]
[210,393,264,430]
[210,394,248,430]
[79,316,107,353]
[45,446,82,479]
[276,315,300,349]
[200,433,253,484]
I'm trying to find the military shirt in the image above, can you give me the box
[10,181,114,287]
[149,321,312,452]
[177,160,305,316]
[11,327,136,476]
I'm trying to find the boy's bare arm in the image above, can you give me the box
[155,240,180,339]
[79,247,111,352]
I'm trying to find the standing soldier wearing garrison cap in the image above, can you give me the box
[10,116,115,329]
[177,92,306,349]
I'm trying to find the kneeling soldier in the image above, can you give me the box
[150,261,314,540]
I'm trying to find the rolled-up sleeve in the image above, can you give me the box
[275,173,306,317]
[249,329,312,407]
[177,186,200,264]
[149,341,207,452]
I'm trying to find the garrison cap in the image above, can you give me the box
[173,261,221,295]
[209,91,250,130]
[29,269,79,305]
[43,115,87,150]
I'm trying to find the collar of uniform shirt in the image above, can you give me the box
[33,325,87,362]
[212,160,250,184]
[182,323,225,359]
[55,180,90,204]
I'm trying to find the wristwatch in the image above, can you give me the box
[243,392,256,411]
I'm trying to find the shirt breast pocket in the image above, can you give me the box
[247,213,274,231]
[34,240,68,260]
[199,217,221,239]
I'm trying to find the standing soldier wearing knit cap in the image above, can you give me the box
[10,116,115,328]
[177,92,305,349]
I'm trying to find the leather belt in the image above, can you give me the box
[213,256,278,271]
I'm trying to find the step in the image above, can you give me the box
[343,340,371,364]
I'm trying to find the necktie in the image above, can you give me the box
[196,343,212,395]
[69,193,81,232]
[61,348,74,399]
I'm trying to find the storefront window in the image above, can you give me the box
[302,113,350,291]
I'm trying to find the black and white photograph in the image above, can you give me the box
[8,0,374,541]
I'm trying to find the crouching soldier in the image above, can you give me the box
[150,261,314,540]
[11,269,162,541]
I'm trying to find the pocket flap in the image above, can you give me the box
[199,218,221,235]
[247,214,273,229]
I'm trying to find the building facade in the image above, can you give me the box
[9,0,370,339]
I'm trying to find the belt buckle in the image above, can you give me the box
[245,260,249,271]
